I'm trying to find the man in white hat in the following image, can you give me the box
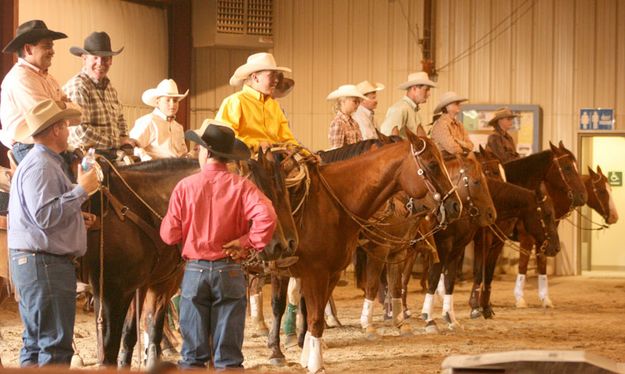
[430,91,473,155]
[380,71,436,138]
[129,79,189,161]
[8,99,99,367]
[352,80,384,140]
[0,20,80,163]
[64,31,134,155]
[216,52,300,152]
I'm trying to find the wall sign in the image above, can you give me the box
[607,171,622,187]
[579,108,614,130]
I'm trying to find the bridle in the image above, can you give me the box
[587,174,610,222]
[551,152,579,214]
[451,155,480,219]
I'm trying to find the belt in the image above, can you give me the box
[11,249,74,260]
[187,257,236,264]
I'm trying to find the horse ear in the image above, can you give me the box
[597,165,604,175]
[376,128,391,143]
[587,166,596,177]
[416,124,427,137]
[478,144,485,153]
[558,140,565,149]
[549,141,558,152]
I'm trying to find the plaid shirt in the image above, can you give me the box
[63,70,127,150]
[328,111,362,149]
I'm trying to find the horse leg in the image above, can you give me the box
[441,250,462,330]
[422,255,442,333]
[94,289,135,366]
[515,229,533,308]
[481,240,504,319]
[536,253,553,308]
[282,277,300,348]
[118,291,141,368]
[249,276,269,336]
[469,229,489,319]
[361,254,385,339]
[297,295,308,349]
[268,275,289,365]
[400,250,418,318]
[387,256,412,336]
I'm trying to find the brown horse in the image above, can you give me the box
[281,127,462,372]
[355,152,496,338]
[583,166,619,225]
[87,150,298,367]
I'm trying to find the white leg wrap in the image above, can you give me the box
[390,298,404,327]
[324,301,333,317]
[514,274,526,301]
[360,298,374,329]
[436,274,446,299]
[250,293,262,319]
[307,335,324,373]
[300,331,311,367]
[421,293,434,321]
[538,274,549,300]
[442,294,455,320]
[142,331,149,352]
[287,277,301,306]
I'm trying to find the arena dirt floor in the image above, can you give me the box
[1,273,624,372]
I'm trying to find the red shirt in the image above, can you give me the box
[160,162,277,261]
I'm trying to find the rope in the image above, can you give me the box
[486,224,532,257]
[96,185,105,363]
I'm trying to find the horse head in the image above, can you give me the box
[402,126,463,224]
[448,152,497,227]
[547,141,587,208]
[522,191,560,257]
[586,166,619,225]
[475,145,506,182]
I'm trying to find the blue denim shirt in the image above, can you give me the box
[8,144,88,256]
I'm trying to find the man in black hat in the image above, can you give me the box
[160,120,277,369]
[0,20,80,163]
[63,31,134,155]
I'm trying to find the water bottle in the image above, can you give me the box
[81,148,96,171]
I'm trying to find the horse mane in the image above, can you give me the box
[117,158,199,172]
[318,136,402,163]
[502,150,553,190]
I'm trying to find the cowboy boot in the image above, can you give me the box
[538,274,554,308]
[514,274,528,308]
[249,292,269,336]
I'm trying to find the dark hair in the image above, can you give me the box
[441,107,448,114]
[207,151,230,164]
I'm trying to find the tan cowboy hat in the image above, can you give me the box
[3,20,67,54]
[272,72,295,99]
[142,79,189,107]
[488,107,519,127]
[185,119,251,161]
[326,84,368,101]
[229,52,291,87]
[70,31,123,57]
[433,91,468,114]
[356,80,385,95]
[16,99,81,142]
[398,71,437,90]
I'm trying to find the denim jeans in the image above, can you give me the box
[12,143,34,164]
[9,249,76,367]
[178,259,247,369]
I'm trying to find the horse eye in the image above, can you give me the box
[564,165,572,173]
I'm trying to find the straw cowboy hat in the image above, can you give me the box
[142,79,189,107]
[488,107,519,127]
[356,80,385,95]
[70,31,124,57]
[16,99,81,142]
[185,120,251,161]
[2,20,67,54]
[398,72,437,90]
[272,72,295,99]
[433,91,468,114]
[326,84,368,101]
[229,52,291,87]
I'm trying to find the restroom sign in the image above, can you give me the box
[579,108,614,130]
[608,171,622,187]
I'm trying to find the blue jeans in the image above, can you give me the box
[12,143,34,164]
[178,259,247,369]
[9,249,76,367]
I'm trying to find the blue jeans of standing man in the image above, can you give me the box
[9,250,76,367]
[178,259,247,369]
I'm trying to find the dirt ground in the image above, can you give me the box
[1,273,624,372]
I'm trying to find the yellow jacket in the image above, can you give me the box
[216,85,299,151]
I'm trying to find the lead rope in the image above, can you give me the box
[96,185,105,364]
[486,224,533,257]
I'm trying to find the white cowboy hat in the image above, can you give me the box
[16,99,81,142]
[433,91,468,114]
[488,107,519,127]
[398,72,437,90]
[229,52,291,87]
[326,84,368,101]
[142,79,189,107]
[356,80,385,95]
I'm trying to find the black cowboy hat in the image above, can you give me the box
[2,20,67,54]
[185,120,251,161]
[70,31,124,57]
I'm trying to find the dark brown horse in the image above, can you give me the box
[583,166,619,225]
[280,127,462,372]
[87,150,298,367]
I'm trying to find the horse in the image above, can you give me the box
[354,152,496,339]
[86,149,298,367]
[277,127,463,372]
[582,166,619,225]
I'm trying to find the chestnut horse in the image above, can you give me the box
[582,166,619,225]
[281,128,462,372]
[87,151,298,367]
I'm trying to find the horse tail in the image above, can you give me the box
[354,246,367,290]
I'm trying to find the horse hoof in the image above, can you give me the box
[399,323,413,337]
[424,320,439,334]
[404,309,412,319]
[470,308,482,319]
[421,312,430,321]
[70,354,84,368]
[482,307,495,319]
[364,326,379,340]
[515,297,528,308]
[447,321,463,331]
[542,297,554,308]
[325,315,342,328]
[269,357,286,366]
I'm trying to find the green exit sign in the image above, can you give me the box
[608,171,622,187]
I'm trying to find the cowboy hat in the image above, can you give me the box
[70,31,124,57]
[398,72,437,90]
[142,79,189,107]
[229,52,291,86]
[326,84,368,101]
[185,120,251,161]
[2,20,67,54]
[273,72,295,99]
[16,99,81,142]
[356,80,385,95]
[488,107,519,127]
[433,91,468,114]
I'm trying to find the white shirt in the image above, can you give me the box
[351,105,378,140]
[129,108,188,160]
